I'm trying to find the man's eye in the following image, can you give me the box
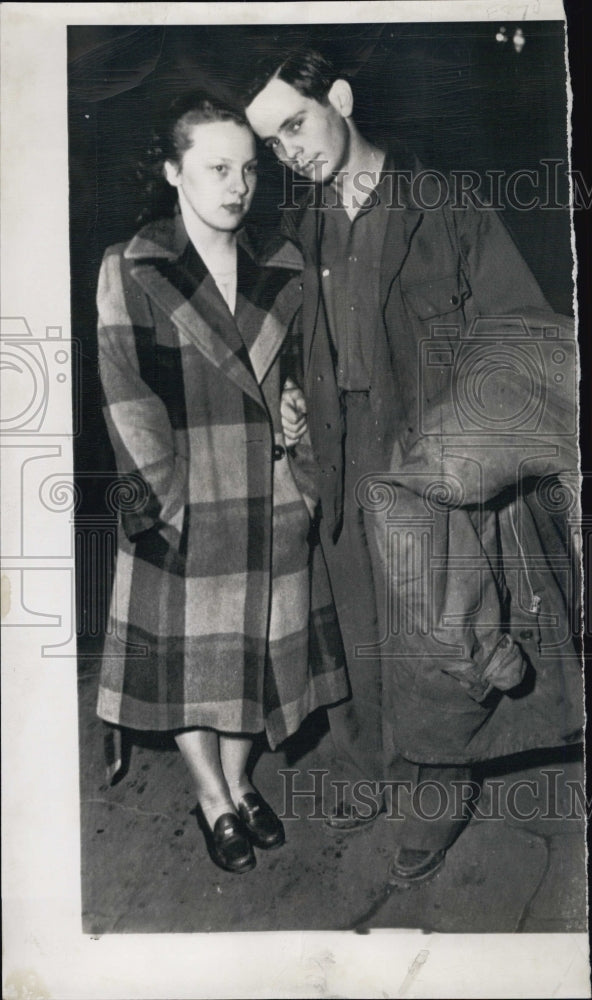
[289,120,302,133]
[265,138,279,149]
[214,164,228,173]
[246,163,258,174]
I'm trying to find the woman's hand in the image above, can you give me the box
[281,377,308,445]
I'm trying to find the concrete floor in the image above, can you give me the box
[78,656,587,936]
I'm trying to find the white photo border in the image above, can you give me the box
[1,3,589,998]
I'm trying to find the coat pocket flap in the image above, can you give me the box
[402,272,470,320]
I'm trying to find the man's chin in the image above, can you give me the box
[294,167,332,186]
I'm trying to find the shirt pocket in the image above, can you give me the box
[401,271,471,321]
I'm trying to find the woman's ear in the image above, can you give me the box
[163,160,181,188]
[327,79,354,119]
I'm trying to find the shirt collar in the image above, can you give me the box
[326,149,387,217]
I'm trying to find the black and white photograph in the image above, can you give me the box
[2,2,590,997]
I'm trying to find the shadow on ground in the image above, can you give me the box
[78,654,586,935]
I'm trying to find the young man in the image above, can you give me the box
[245,48,582,885]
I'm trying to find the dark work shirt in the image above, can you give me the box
[320,168,389,391]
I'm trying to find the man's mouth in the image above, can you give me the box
[222,203,245,214]
[296,161,313,173]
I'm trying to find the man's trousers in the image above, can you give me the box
[320,392,471,848]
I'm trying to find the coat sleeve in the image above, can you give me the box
[393,202,577,504]
[97,248,187,544]
[451,200,553,316]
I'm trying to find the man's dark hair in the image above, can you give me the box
[243,47,339,107]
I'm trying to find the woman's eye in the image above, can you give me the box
[246,163,258,175]
[289,120,302,133]
[265,138,279,149]
[213,164,228,174]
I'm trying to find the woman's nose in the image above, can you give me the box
[230,172,249,195]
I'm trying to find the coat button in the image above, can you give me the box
[298,282,303,291]
[520,629,533,640]
[325,422,332,429]
[317,374,324,382]
[273,444,286,461]
[330,464,337,472]
[450,294,460,306]
[322,268,330,277]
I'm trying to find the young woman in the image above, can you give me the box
[96,92,347,874]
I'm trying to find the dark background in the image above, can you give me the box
[68,19,581,646]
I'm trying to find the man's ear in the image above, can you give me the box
[327,79,354,119]
[163,160,181,188]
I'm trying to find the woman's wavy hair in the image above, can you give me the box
[135,90,249,224]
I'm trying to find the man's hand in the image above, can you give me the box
[281,377,308,445]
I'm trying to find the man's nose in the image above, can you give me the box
[280,135,303,162]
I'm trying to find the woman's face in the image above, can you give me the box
[165,119,258,232]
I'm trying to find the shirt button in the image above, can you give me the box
[322,268,330,277]
[350,305,356,312]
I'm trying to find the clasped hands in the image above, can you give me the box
[281,378,308,446]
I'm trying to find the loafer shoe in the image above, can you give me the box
[387,846,446,887]
[197,808,256,874]
[323,802,384,832]
[237,792,285,850]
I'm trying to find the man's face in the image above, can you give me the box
[246,77,350,185]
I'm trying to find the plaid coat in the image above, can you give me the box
[96,214,347,749]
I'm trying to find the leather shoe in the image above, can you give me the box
[323,802,384,832]
[237,792,285,850]
[387,846,446,887]
[196,807,256,874]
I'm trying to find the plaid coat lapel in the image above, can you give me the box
[234,240,303,385]
[281,192,324,380]
[126,215,265,407]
